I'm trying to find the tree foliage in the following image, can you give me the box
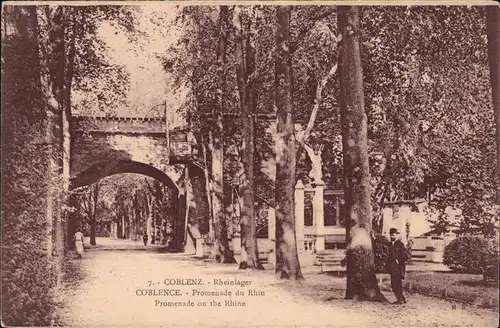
[39,6,136,116]
[361,6,497,234]
[1,6,59,326]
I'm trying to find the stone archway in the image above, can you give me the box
[67,160,185,250]
[70,160,181,192]
[68,115,212,254]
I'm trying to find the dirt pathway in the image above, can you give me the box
[57,238,498,327]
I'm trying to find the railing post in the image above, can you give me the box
[426,235,432,262]
[196,238,204,258]
[232,232,241,253]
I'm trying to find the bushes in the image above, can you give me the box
[1,251,58,326]
[443,235,499,274]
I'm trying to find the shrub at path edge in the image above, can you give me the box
[443,235,499,275]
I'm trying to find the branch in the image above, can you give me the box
[302,62,338,144]
[144,178,157,204]
[80,194,90,216]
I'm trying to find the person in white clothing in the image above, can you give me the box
[74,228,85,259]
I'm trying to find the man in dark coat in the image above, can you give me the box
[386,228,410,304]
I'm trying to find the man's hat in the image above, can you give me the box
[389,228,400,234]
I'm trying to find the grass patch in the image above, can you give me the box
[51,257,88,326]
[61,256,87,289]
[379,272,499,308]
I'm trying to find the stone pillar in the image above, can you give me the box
[267,207,276,266]
[313,182,325,252]
[184,235,196,254]
[382,206,393,238]
[398,204,410,245]
[232,232,241,253]
[294,180,305,251]
[426,236,433,262]
[195,238,204,258]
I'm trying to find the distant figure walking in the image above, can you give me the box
[74,228,85,259]
[386,228,410,304]
[143,233,148,246]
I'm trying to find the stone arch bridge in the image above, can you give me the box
[68,114,274,253]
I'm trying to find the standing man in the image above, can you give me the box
[143,232,148,246]
[386,228,410,304]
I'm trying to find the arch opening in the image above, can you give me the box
[68,160,186,252]
[70,160,181,192]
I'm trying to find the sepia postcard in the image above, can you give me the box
[1,1,499,327]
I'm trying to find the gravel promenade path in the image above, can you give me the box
[57,238,499,328]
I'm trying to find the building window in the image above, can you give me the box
[304,190,314,226]
[304,205,313,226]
[338,199,346,228]
[325,196,337,226]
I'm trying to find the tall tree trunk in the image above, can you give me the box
[274,6,303,279]
[234,8,263,270]
[337,6,386,302]
[90,183,98,245]
[48,6,66,259]
[213,6,237,264]
[61,10,77,251]
[133,192,140,241]
[486,6,500,204]
[202,134,215,252]
[177,193,187,250]
[245,14,262,269]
